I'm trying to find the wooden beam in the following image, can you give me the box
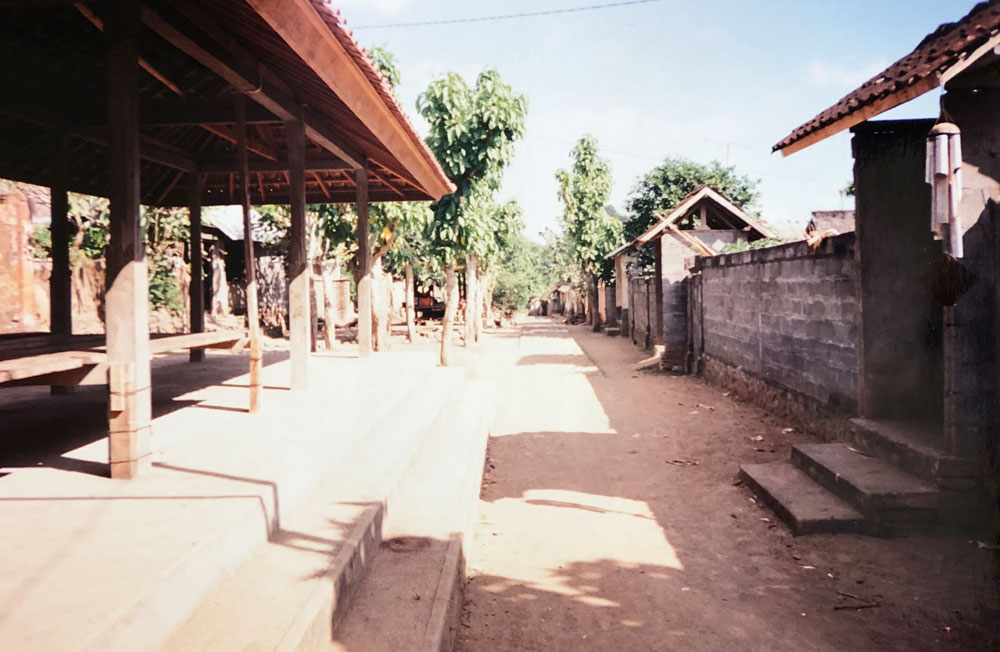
[141,2,365,169]
[156,169,185,205]
[189,173,205,362]
[312,171,331,200]
[105,0,152,479]
[355,166,372,356]
[199,124,278,161]
[287,118,309,389]
[368,166,405,198]
[236,95,262,412]
[199,157,350,174]
[75,2,186,98]
[246,0,454,195]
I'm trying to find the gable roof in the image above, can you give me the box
[774,1,1000,156]
[634,185,774,246]
[808,210,855,235]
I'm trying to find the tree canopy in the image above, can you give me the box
[555,136,623,282]
[417,69,527,264]
[624,157,759,273]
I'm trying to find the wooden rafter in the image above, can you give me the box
[312,171,331,200]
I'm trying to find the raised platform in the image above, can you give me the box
[0,347,455,652]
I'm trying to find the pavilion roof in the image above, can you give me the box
[0,1,455,206]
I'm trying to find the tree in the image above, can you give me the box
[417,69,527,365]
[555,136,623,329]
[624,157,759,273]
[492,231,547,316]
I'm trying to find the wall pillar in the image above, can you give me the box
[105,0,151,478]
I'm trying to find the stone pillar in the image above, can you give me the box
[105,0,151,478]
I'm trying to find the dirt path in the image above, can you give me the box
[457,318,997,651]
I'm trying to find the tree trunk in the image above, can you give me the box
[474,268,488,340]
[404,262,416,343]
[371,258,390,351]
[590,275,602,332]
[464,254,477,345]
[441,263,459,366]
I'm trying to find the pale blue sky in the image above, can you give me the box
[339,0,970,240]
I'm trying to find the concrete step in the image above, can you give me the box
[845,418,978,488]
[161,366,465,651]
[62,353,437,652]
[333,380,495,652]
[739,462,867,535]
[791,443,939,532]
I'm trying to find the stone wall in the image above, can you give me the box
[691,233,859,416]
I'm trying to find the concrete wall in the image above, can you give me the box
[940,90,999,456]
[851,120,945,429]
[659,234,691,366]
[628,276,653,350]
[691,233,859,414]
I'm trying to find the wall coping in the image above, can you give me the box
[691,232,855,271]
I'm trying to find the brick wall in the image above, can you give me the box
[691,233,859,413]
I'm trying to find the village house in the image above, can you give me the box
[732,0,1000,534]
[607,184,774,366]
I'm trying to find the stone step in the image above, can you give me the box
[334,380,494,652]
[791,443,939,531]
[739,462,867,535]
[845,418,978,488]
[603,327,621,337]
[161,366,465,651]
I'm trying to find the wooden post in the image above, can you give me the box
[236,95,262,411]
[49,132,74,395]
[287,117,309,389]
[189,172,205,362]
[49,132,71,337]
[355,166,372,356]
[404,262,416,342]
[105,0,151,479]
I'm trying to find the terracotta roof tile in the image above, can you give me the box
[308,1,452,189]
[774,1,1000,153]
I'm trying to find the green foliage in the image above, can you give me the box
[719,237,788,254]
[492,232,547,314]
[69,193,110,259]
[417,68,527,263]
[30,224,51,258]
[367,45,401,89]
[624,157,759,273]
[842,180,855,197]
[555,136,623,282]
[148,253,183,313]
[538,227,578,287]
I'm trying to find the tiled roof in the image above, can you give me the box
[774,1,1000,154]
[309,1,452,189]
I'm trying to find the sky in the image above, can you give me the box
[338,0,972,241]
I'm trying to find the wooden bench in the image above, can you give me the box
[0,331,246,388]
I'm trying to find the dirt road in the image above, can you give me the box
[457,318,997,651]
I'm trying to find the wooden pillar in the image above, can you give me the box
[355,166,372,356]
[287,118,309,389]
[236,95,262,411]
[189,172,205,362]
[49,133,71,336]
[105,0,151,479]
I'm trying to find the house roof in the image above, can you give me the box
[0,1,454,206]
[774,1,1000,156]
[634,185,775,246]
[605,241,636,260]
[808,210,855,235]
